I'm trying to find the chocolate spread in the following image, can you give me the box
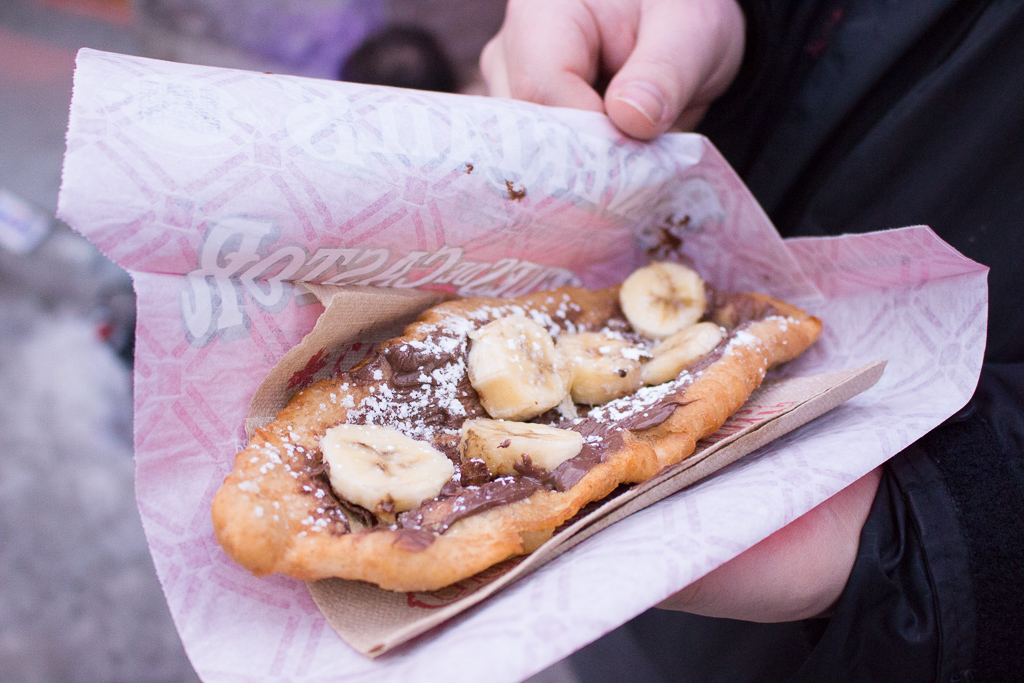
[710,291,782,327]
[397,477,544,534]
[303,287,783,548]
[297,467,354,534]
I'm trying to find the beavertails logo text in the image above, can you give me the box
[180,216,580,346]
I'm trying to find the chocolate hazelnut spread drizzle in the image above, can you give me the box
[301,289,786,547]
[296,467,354,534]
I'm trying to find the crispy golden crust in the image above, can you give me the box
[212,286,822,591]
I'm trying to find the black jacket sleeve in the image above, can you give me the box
[793,372,1024,680]
[695,2,1024,679]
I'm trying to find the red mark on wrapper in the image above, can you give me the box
[287,348,328,389]
[698,401,801,446]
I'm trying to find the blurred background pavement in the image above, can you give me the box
[0,1,582,680]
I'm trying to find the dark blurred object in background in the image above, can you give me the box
[341,25,458,92]
[137,0,384,78]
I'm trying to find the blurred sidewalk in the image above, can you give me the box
[0,1,580,681]
[0,4,199,681]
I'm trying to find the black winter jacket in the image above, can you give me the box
[694,1,1024,680]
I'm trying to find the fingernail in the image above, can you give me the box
[614,82,666,125]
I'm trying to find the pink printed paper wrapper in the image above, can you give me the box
[57,49,987,682]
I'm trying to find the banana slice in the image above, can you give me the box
[557,332,645,405]
[642,321,725,385]
[321,424,455,513]
[467,316,570,420]
[619,262,707,339]
[459,418,583,476]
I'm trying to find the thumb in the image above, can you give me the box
[604,0,745,139]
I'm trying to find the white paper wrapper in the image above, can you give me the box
[57,49,987,682]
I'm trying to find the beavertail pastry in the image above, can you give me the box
[212,262,822,591]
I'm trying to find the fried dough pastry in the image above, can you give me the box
[212,264,822,591]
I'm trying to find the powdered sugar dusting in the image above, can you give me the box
[585,371,692,424]
[343,301,597,446]
[346,327,473,445]
[726,330,761,353]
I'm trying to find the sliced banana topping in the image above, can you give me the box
[619,261,707,339]
[467,316,570,420]
[320,424,455,513]
[459,418,584,476]
[642,321,725,385]
[557,332,645,405]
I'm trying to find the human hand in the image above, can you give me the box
[480,0,746,139]
[657,467,884,622]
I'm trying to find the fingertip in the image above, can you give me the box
[606,83,669,140]
[614,82,666,125]
[479,38,511,98]
[601,0,746,139]
[505,68,604,112]
[479,37,497,75]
